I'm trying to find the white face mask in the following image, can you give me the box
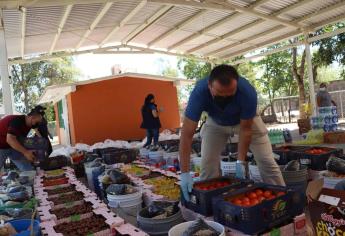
[320,87,326,91]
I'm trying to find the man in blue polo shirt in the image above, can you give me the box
[179,65,285,201]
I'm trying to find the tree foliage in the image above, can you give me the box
[177,57,212,80]
[11,57,80,120]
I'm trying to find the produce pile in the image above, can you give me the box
[48,192,84,205]
[227,188,285,207]
[183,218,220,236]
[53,214,108,236]
[45,185,76,195]
[144,176,180,200]
[194,179,233,191]
[51,203,93,219]
[123,165,150,177]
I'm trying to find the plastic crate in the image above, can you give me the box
[102,149,138,164]
[298,146,343,170]
[180,177,252,216]
[212,183,305,235]
[272,146,309,165]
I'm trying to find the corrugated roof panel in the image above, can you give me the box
[54,30,83,51]
[3,9,22,38]
[194,39,233,55]
[6,38,21,58]
[126,2,162,25]
[156,6,201,28]
[280,0,340,20]
[228,21,281,41]
[207,14,258,37]
[216,43,255,58]
[175,34,215,52]
[63,3,103,31]
[255,0,298,15]
[301,5,345,27]
[182,10,232,32]
[106,24,140,43]
[155,30,195,48]
[25,34,55,55]
[97,1,140,27]
[26,6,64,36]
[83,27,113,46]
[228,0,253,7]
[132,24,169,45]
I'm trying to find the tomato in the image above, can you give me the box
[258,196,266,202]
[242,197,250,203]
[242,201,251,207]
[267,195,275,200]
[234,199,242,205]
[263,190,272,198]
[250,199,259,206]
[248,192,258,199]
[255,189,263,196]
[276,191,285,197]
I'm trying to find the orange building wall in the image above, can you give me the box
[68,76,180,145]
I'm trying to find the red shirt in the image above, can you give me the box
[0,115,31,149]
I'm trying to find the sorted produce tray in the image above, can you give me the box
[181,177,252,216]
[298,146,343,170]
[212,183,305,235]
[272,145,309,165]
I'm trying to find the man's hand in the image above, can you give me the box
[235,160,248,179]
[23,150,36,163]
[180,172,193,201]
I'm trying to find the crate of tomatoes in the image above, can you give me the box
[212,183,305,235]
[181,177,252,216]
[299,146,343,170]
[272,145,310,165]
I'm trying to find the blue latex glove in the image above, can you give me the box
[180,172,193,202]
[235,160,247,179]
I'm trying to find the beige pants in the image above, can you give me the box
[200,116,285,186]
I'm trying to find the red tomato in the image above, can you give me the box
[267,195,275,200]
[277,191,285,197]
[255,189,263,196]
[263,190,272,198]
[258,196,266,202]
[250,199,259,206]
[242,197,250,203]
[248,192,258,199]
[234,199,242,205]
[242,201,251,207]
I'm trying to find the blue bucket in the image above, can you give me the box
[8,219,40,236]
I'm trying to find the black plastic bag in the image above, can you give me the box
[106,184,127,195]
[108,169,130,184]
[87,158,103,168]
[182,218,220,236]
[146,201,179,218]
[284,160,300,171]
[327,156,345,174]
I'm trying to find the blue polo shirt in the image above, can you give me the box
[185,77,257,126]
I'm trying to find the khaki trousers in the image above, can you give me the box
[200,116,285,186]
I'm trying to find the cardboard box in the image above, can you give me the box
[307,179,345,236]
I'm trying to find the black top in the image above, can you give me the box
[140,103,161,129]
[0,115,31,149]
[38,117,50,139]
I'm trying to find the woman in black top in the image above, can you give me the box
[140,94,161,149]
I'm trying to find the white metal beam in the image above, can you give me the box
[20,7,26,58]
[147,9,206,47]
[121,5,173,44]
[0,9,13,114]
[75,2,112,50]
[49,4,73,54]
[99,0,147,47]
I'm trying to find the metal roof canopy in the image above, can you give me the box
[0,0,344,64]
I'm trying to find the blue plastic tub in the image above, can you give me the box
[8,219,40,236]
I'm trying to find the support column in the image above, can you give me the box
[305,34,316,116]
[0,9,13,114]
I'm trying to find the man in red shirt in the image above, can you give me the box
[0,106,44,170]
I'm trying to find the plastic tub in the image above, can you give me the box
[137,208,184,236]
[8,219,40,236]
[168,220,225,236]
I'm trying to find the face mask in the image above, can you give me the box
[213,95,234,109]
[320,87,326,91]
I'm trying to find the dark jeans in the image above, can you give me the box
[144,128,159,147]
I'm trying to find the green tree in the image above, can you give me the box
[177,57,212,80]
[11,57,80,120]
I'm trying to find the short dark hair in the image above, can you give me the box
[28,105,46,116]
[209,64,239,86]
[320,83,327,88]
